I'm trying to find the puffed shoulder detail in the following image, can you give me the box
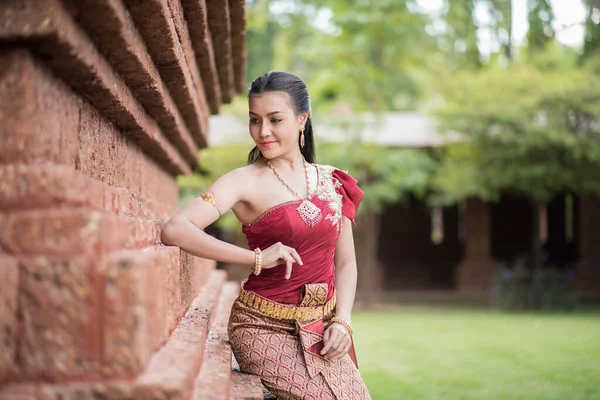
[331,169,364,225]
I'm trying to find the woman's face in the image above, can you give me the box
[248,91,306,159]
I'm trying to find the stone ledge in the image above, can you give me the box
[0,51,179,207]
[0,164,177,221]
[0,256,19,385]
[231,371,264,400]
[192,281,239,400]
[66,0,200,165]
[206,0,236,103]
[0,209,160,256]
[180,0,222,114]
[0,269,224,399]
[0,4,190,175]
[124,0,209,147]
[228,0,247,94]
[136,269,226,399]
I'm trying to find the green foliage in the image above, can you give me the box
[244,0,434,112]
[527,0,555,56]
[443,0,481,69]
[316,142,437,213]
[433,65,600,203]
[581,0,600,70]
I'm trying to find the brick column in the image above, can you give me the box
[575,196,600,300]
[456,198,497,294]
[354,212,384,304]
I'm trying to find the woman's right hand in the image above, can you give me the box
[260,242,303,279]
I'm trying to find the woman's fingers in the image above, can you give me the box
[336,339,352,360]
[280,252,295,279]
[321,327,338,356]
[329,336,351,360]
[322,324,351,360]
[285,246,303,266]
[261,243,303,278]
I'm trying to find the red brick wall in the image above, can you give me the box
[0,0,247,397]
[0,48,212,385]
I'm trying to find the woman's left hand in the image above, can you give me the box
[320,322,352,360]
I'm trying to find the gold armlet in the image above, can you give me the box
[200,192,221,217]
[331,316,353,336]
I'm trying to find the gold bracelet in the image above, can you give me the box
[331,316,353,336]
[252,248,262,275]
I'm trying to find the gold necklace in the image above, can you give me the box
[266,159,322,227]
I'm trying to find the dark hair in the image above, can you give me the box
[246,71,316,164]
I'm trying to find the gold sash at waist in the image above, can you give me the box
[238,280,336,321]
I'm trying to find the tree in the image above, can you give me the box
[527,0,555,57]
[433,65,600,267]
[443,0,481,69]
[581,0,600,71]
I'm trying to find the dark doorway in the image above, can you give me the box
[377,197,463,290]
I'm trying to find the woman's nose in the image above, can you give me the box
[259,121,270,137]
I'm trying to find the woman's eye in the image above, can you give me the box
[271,118,282,124]
[250,119,260,124]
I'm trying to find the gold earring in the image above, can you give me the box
[300,126,305,148]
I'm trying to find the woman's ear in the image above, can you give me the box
[298,112,309,127]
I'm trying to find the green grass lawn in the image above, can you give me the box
[352,306,600,400]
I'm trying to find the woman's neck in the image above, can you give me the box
[266,152,305,172]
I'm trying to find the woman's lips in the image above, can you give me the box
[260,141,277,148]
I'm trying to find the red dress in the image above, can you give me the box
[242,166,363,304]
[228,165,371,400]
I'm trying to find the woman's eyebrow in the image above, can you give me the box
[249,111,283,116]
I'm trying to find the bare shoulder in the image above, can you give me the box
[210,162,265,198]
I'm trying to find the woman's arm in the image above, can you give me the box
[161,168,302,275]
[161,168,255,264]
[333,217,358,323]
[321,216,357,360]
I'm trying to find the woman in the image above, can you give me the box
[161,71,371,399]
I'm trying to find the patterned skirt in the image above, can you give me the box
[227,284,371,400]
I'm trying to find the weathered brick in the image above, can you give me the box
[228,0,247,94]
[0,50,188,200]
[180,0,222,114]
[0,384,39,400]
[0,270,226,398]
[140,153,179,210]
[167,0,211,123]
[1,210,159,256]
[192,281,239,400]
[206,0,236,103]
[0,256,19,384]
[136,270,226,399]
[124,0,209,147]
[0,380,134,400]
[99,247,181,377]
[0,164,176,222]
[0,49,81,166]
[16,255,98,382]
[0,164,104,211]
[0,5,191,175]
[231,371,264,400]
[66,0,200,165]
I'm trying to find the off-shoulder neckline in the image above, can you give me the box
[243,164,323,227]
